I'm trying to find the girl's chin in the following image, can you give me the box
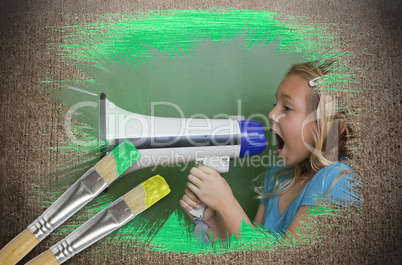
[280,156,292,166]
[277,152,299,166]
[277,154,289,166]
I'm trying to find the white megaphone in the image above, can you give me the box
[99,93,267,176]
[99,93,266,219]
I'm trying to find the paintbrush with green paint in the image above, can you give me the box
[0,141,140,265]
[26,175,170,265]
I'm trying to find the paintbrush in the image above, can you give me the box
[0,141,140,265]
[26,175,170,265]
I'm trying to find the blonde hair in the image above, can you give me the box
[255,60,353,199]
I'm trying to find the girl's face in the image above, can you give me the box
[268,75,315,166]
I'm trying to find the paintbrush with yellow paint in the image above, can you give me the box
[0,141,140,265]
[26,175,170,265]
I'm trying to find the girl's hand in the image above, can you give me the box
[180,187,217,222]
[186,165,236,214]
[182,165,253,240]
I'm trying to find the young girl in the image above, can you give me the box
[180,61,354,241]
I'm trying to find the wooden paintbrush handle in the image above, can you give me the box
[26,249,59,265]
[0,228,39,265]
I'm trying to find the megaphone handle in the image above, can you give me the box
[189,156,229,218]
[195,156,230,174]
[188,202,206,218]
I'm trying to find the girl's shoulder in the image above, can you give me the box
[313,161,354,181]
[265,161,353,179]
[263,161,356,193]
[306,161,358,205]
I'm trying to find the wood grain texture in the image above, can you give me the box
[26,249,59,265]
[0,228,39,265]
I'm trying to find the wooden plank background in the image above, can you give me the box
[0,0,400,264]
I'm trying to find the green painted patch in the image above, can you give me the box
[109,141,141,176]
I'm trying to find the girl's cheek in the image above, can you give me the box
[302,123,316,146]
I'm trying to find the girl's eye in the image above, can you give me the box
[284,106,292,111]
[273,103,277,107]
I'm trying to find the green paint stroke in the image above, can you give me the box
[55,9,328,63]
[35,8,361,256]
[109,141,140,176]
[144,210,279,254]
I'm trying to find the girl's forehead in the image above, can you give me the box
[276,75,312,101]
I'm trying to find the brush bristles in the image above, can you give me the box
[94,141,140,184]
[122,175,170,216]
[123,186,146,215]
[93,152,118,185]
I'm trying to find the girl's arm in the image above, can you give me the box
[282,206,311,241]
[217,199,267,237]
[216,196,253,238]
[204,210,228,240]
[208,199,265,236]
[254,202,266,226]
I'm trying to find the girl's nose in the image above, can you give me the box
[268,107,285,124]
[268,108,276,123]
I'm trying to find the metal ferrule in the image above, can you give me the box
[50,197,135,264]
[28,168,108,241]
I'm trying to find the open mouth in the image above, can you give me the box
[271,129,285,155]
